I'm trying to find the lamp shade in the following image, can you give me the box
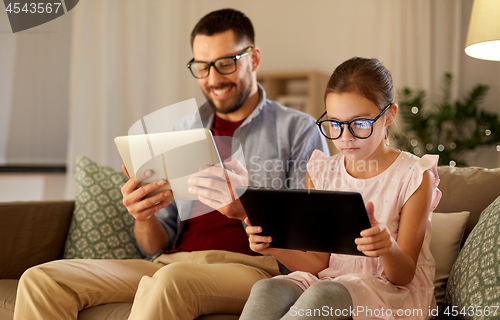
[465,0,500,61]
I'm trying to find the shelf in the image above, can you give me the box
[257,70,336,155]
[257,70,330,119]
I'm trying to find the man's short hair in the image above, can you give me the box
[190,8,255,48]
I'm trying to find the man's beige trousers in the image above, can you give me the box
[14,250,280,320]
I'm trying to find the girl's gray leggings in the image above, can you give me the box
[239,278,353,320]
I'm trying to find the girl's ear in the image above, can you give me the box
[250,47,261,72]
[384,103,398,127]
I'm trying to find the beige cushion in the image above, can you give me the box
[436,166,500,245]
[430,211,470,306]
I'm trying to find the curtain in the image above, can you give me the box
[64,0,202,198]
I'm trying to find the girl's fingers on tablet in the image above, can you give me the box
[355,233,376,245]
[250,243,269,252]
[360,244,391,257]
[360,224,384,237]
[250,241,272,251]
[246,225,262,234]
[249,234,272,244]
[355,229,392,256]
[365,201,376,226]
[355,232,384,246]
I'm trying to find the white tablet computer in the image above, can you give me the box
[114,128,223,202]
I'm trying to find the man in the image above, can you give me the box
[14,8,328,320]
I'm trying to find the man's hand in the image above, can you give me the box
[187,159,248,220]
[121,164,172,221]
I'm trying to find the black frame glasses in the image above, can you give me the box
[186,46,254,79]
[316,102,393,140]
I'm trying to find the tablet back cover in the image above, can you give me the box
[238,187,371,256]
[114,128,222,201]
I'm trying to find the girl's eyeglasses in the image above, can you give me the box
[316,102,392,140]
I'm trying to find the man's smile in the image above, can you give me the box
[211,85,234,99]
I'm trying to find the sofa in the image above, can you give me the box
[1,164,500,320]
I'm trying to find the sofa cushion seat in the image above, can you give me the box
[0,280,16,319]
[78,302,132,319]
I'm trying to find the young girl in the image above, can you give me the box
[239,57,441,320]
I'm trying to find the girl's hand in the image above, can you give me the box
[355,202,395,257]
[245,218,281,255]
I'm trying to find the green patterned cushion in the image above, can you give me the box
[445,195,500,319]
[63,156,143,259]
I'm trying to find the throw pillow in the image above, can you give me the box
[445,195,500,319]
[430,211,470,306]
[63,156,143,259]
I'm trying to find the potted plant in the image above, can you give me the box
[393,73,500,166]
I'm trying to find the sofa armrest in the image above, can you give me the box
[0,201,74,279]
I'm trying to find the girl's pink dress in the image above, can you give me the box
[279,150,441,320]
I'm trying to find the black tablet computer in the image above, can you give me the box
[235,187,371,256]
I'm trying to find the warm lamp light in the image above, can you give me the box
[465,0,500,61]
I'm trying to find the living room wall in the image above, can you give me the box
[0,6,71,166]
[1,0,499,200]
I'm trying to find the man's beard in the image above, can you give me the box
[204,68,253,115]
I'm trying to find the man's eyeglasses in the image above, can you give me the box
[187,46,253,79]
[316,102,393,140]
